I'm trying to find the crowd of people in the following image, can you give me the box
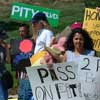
[0,10,99,100]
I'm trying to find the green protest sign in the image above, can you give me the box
[10,2,60,27]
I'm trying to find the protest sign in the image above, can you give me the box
[10,39,34,71]
[26,62,85,100]
[83,8,100,51]
[78,55,100,100]
[10,2,60,27]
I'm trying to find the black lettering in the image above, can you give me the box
[90,30,100,36]
[37,68,48,83]
[93,39,98,48]
[65,65,76,79]
[93,39,100,49]
[85,10,91,20]
[43,85,53,99]
[57,67,68,81]
[97,12,100,20]
[90,12,97,20]
[69,84,77,97]
[96,59,100,72]
[98,39,100,48]
[81,58,90,70]
[49,69,58,81]
[35,85,54,100]
[35,86,44,100]
[55,84,61,99]
[85,10,100,21]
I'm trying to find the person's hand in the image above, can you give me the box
[40,51,54,69]
[43,52,54,64]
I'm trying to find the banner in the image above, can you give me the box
[10,2,60,27]
[26,62,85,100]
[83,8,100,51]
[78,55,100,100]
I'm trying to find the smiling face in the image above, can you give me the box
[73,32,84,50]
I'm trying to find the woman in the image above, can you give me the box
[65,28,95,63]
[31,12,54,54]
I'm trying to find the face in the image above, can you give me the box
[73,32,84,50]
[19,26,28,38]
[32,21,42,31]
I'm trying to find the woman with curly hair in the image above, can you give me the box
[64,28,95,62]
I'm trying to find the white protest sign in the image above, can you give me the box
[26,62,85,100]
[78,55,100,100]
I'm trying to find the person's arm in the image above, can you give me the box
[49,36,57,47]
[0,40,11,64]
[5,44,11,64]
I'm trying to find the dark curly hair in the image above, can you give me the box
[66,28,94,51]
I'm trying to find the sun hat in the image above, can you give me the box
[70,22,82,30]
[31,12,48,24]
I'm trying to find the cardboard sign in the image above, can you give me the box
[78,55,100,100]
[10,2,60,27]
[83,8,100,51]
[26,62,85,100]
[10,39,34,71]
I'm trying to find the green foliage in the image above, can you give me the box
[84,0,100,8]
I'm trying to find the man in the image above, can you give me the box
[19,24,31,39]
[12,24,34,100]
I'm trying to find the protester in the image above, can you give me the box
[31,12,54,54]
[64,28,95,63]
[16,24,35,100]
[0,28,10,100]
[42,22,84,65]
[19,24,31,39]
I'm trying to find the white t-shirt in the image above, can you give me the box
[66,50,95,63]
[34,29,53,54]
